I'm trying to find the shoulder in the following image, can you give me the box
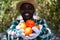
[11,19,20,25]
[33,14,46,24]
[11,15,23,25]
[16,15,23,20]
[35,18,46,24]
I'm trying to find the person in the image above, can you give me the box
[6,0,53,40]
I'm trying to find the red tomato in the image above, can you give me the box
[26,20,35,28]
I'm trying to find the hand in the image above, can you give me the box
[27,27,41,39]
[7,29,24,38]
[21,25,43,40]
[16,29,24,37]
[11,29,24,38]
[20,27,40,39]
[21,33,29,40]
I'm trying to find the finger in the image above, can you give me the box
[28,34,37,39]
[32,27,40,33]
[21,33,29,39]
[29,33,36,37]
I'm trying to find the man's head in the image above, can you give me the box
[19,3,35,20]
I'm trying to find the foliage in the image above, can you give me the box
[0,0,60,36]
[36,0,60,35]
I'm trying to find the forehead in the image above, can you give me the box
[21,3,33,7]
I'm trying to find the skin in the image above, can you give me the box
[20,3,35,22]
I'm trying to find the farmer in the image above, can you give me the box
[6,0,52,40]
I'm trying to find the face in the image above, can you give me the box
[20,3,35,20]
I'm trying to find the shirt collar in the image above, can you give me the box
[16,14,40,20]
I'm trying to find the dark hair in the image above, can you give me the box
[20,3,35,12]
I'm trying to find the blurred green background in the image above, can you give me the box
[0,0,60,36]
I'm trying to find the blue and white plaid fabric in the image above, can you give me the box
[6,15,53,40]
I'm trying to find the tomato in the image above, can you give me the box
[35,24,40,30]
[35,25,40,30]
[24,27,33,36]
[19,22,26,29]
[26,20,35,28]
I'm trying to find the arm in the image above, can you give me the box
[6,20,20,32]
[37,19,53,40]
[5,20,20,40]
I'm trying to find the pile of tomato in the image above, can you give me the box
[19,20,40,36]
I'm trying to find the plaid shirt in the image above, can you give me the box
[6,15,53,40]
